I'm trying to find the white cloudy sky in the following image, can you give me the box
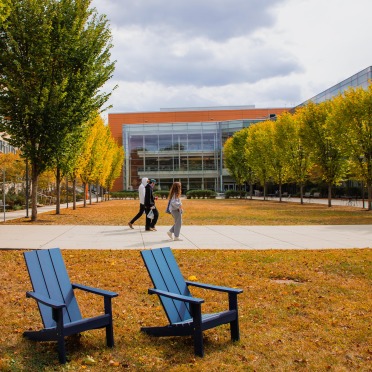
[91,0,372,114]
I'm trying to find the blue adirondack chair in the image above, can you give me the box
[140,247,243,357]
[23,248,118,364]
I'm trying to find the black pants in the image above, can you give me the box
[145,206,159,230]
[130,203,145,224]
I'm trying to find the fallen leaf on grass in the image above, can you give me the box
[83,355,96,365]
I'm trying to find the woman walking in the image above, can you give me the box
[167,181,183,241]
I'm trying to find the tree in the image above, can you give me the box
[264,119,293,201]
[103,144,124,199]
[298,101,348,207]
[79,115,107,204]
[0,0,115,220]
[247,122,272,199]
[223,128,255,196]
[336,85,372,210]
[276,112,313,204]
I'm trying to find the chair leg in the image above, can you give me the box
[104,297,115,347]
[57,335,66,364]
[54,309,67,364]
[230,318,240,341]
[229,293,240,341]
[191,303,204,357]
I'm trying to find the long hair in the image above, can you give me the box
[168,182,181,199]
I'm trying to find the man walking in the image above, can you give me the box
[144,179,159,231]
[128,177,148,229]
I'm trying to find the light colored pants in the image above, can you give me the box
[170,209,182,238]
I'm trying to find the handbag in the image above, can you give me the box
[165,200,171,214]
[147,209,154,219]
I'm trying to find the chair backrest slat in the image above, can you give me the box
[24,248,82,328]
[141,247,192,324]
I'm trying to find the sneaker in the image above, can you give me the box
[128,222,134,229]
[174,237,183,241]
[150,227,157,231]
[167,231,173,240]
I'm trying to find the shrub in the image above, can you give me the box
[225,190,247,199]
[186,189,217,199]
[110,191,138,199]
[154,191,169,199]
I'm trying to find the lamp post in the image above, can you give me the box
[25,159,29,218]
[2,169,5,222]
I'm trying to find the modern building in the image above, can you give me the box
[108,66,372,192]
[0,133,16,154]
[108,107,287,192]
[297,66,372,107]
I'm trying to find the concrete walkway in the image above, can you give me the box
[0,224,371,250]
[0,199,371,250]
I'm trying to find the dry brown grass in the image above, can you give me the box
[4,198,372,225]
[1,199,371,370]
[0,249,371,371]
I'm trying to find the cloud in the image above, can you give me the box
[92,0,372,113]
[111,31,302,87]
[95,0,302,90]
[94,0,285,41]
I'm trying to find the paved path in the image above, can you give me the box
[0,199,370,250]
[0,224,371,250]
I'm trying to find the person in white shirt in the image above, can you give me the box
[128,177,148,229]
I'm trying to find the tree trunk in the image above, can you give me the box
[31,163,39,222]
[55,166,61,215]
[249,182,253,200]
[89,184,92,205]
[73,178,77,210]
[300,183,304,205]
[279,182,282,202]
[96,182,99,203]
[65,176,68,209]
[367,182,372,211]
[83,182,87,207]
[328,183,332,207]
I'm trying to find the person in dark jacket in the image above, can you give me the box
[144,179,159,231]
[128,177,148,229]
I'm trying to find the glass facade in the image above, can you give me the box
[123,119,261,192]
[121,67,372,192]
[297,66,372,107]
[0,138,16,154]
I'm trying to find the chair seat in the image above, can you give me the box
[141,247,243,357]
[23,248,118,364]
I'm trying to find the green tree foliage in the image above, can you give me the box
[265,119,293,201]
[247,122,272,199]
[276,112,313,203]
[298,101,348,207]
[223,128,255,196]
[335,85,372,210]
[0,0,115,220]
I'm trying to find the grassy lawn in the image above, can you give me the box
[0,249,371,371]
[0,199,371,371]
[4,198,372,225]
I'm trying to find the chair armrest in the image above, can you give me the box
[26,291,66,309]
[148,288,204,304]
[72,283,118,298]
[185,281,243,294]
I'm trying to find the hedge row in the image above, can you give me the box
[110,191,138,199]
[185,190,217,199]
[154,191,169,199]
[224,190,247,199]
